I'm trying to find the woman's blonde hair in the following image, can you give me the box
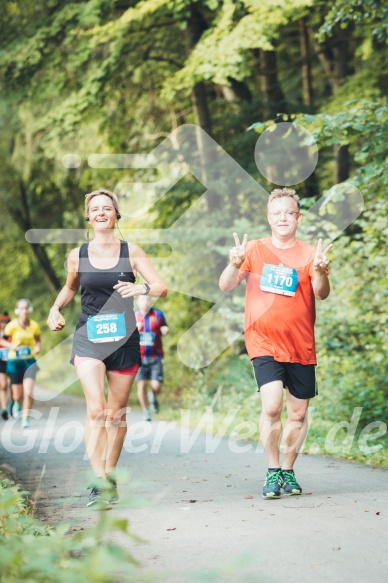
[268,187,300,210]
[84,188,120,217]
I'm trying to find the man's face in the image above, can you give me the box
[267,197,301,239]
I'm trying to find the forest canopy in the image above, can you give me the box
[0,0,387,456]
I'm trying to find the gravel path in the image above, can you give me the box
[1,386,387,583]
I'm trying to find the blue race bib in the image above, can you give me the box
[140,332,155,347]
[260,264,298,297]
[86,313,126,343]
[0,348,9,360]
[15,346,32,359]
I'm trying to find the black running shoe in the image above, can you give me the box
[1,408,9,420]
[106,475,119,504]
[281,470,302,495]
[148,391,159,414]
[153,396,160,414]
[262,469,283,499]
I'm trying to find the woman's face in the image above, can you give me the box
[17,302,30,320]
[88,195,118,230]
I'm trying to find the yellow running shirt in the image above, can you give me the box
[4,320,41,359]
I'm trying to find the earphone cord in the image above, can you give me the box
[116,224,125,240]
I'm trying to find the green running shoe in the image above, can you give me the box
[262,469,283,499]
[106,475,120,504]
[281,470,302,495]
[22,417,30,428]
[12,401,21,419]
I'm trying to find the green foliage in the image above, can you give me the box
[319,0,388,42]
[296,99,388,231]
[162,0,313,99]
[0,475,144,583]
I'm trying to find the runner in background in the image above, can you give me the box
[4,300,41,428]
[135,295,169,421]
[0,312,12,420]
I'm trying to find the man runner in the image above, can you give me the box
[135,295,169,421]
[219,188,332,499]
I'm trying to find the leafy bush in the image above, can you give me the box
[0,476,144,583]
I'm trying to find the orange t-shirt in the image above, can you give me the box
[238,237,317,365]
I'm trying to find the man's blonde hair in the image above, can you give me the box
[84,188,120,216]
[268,188,300,210]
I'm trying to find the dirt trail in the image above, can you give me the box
[1,386,387,583]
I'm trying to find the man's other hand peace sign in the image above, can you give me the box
[313,238,333,273]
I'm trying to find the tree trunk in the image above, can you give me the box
[15,180,62,291]
[259,49,286,120]
[186,5,212,136]
[332,26,349,91]
[309,28,337,93]
[219,78,252,102]
[191,81,212,136]
[310,26,352,181]
[30,244,62,292]
[332,25,351,181]
[299,18,313,106]
[335,144,350,183]
[185,2,218,210]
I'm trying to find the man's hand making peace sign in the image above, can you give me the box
[229,232,248,269]
[313,238,333,273]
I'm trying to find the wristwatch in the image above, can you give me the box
[142,283,150,295]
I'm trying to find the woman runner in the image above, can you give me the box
[47,189,167,506]
[4,300,41,428]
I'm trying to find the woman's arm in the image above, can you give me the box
[47,249,81,331]
[33,334,41,355]
[0,338,17,350]
[114,243,167,299]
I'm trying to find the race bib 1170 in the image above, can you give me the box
[260,264,298,297]
[86,313,126,343]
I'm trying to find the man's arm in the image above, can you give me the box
[219,264,243,291]
[312,270,330,300]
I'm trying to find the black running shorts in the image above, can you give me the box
[6,358,39,385]
[252,356,317,400]
[135,357,164,383]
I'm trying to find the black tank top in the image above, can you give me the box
[77,240,137,332]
